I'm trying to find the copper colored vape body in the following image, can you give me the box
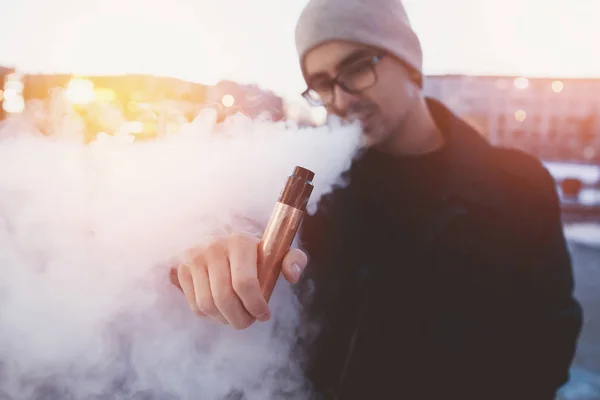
[257,166,314,302]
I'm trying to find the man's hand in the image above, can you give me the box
[174,233,307,330]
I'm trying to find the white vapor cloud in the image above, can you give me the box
[0,108,363,399]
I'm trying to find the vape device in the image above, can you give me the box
[257,166,314,301]
[170,166,314,304]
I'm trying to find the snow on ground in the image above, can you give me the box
[544,162,600,186]
[565,223,600,249]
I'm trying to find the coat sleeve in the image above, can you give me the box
[492,154,583,400]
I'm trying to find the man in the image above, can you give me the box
[174,0,583,398]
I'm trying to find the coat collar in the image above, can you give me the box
[426,97,491,172]
[425,97,503,209]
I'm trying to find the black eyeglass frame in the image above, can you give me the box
[301,52,386,107]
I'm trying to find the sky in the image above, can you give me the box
[0,0,599,99]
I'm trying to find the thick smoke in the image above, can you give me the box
[0,105,363,399]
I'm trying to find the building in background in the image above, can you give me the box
[3,69,599,160]
[0,72,288,140]
[205,80,284,123]
[0,66,19,120]
[424,75,600,163]
[0,67,11,120]
[5,73,209,140]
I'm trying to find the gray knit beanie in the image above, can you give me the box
[295,0,423,83]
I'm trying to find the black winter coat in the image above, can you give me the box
[297,98,583,400]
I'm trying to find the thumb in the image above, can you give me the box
[281,248,308,284]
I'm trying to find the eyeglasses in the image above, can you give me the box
[302,53,385,107]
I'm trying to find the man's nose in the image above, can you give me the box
[329,85,358,117]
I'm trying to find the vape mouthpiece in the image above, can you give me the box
[278,166,315,210]
[293,166,315,182]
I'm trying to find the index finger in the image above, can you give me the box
[228,234,270,321]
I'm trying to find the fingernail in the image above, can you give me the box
[257,312,271,322]
[291,263,304,282]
